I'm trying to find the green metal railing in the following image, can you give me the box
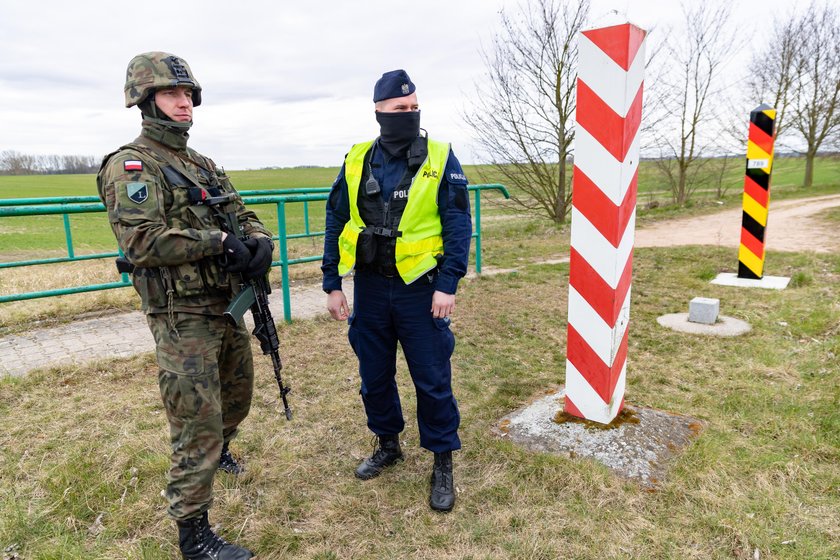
[0,189,331,270]
[0,184,509,321]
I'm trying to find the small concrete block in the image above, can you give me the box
[688,297,719,324]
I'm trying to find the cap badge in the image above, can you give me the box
[401,83,409,94]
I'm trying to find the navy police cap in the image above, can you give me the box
[373,69,416,102]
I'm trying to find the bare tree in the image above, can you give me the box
[649,3,735,204]
[709,155,737,199]
[745,17,799,139]
[464,0,588,223]
[788,3,840,187]
[714,14,794,165]
[0,150,35,175]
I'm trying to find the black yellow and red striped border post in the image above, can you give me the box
[738,104,776,280]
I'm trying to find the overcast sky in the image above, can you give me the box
[0,0,803,170]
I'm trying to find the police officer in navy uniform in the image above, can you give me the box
[321,69,472,512]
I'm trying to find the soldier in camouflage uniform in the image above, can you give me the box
[97,52,272,560]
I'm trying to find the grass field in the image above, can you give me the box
[0,157,839,558]
[0,242,838,559]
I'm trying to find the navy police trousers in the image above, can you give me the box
[348,268,461,452]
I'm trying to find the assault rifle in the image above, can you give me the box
[201,193,292,421]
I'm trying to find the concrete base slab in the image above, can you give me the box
[657,313,751,337]
[492,389,704,487]
[711,272,790,290]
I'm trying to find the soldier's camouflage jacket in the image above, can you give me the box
[97,136,272,316]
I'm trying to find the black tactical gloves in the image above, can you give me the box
[243,237,274,279]
[222,235,273,279]
[222,234,251,273]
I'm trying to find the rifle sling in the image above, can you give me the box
[133,135,209,191]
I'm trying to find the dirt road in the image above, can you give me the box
[634,194,840,253]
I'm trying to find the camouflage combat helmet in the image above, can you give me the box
[124,52,202,108]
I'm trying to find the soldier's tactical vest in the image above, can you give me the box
[98,137,236,308]
[337,138,449,284]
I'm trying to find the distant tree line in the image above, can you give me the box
[0,150,99,175]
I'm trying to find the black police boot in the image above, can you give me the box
[429,451,455,512]
[218,442,244,475]
[355,434,403,480]
[176,511,253,560]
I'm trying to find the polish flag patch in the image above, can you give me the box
[124,160,143,171]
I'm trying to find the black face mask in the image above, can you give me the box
[376,111,421,157]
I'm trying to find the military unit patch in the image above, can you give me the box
[126,182,149,204]
[124,160,143,171]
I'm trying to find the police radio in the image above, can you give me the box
[365,162,381,195]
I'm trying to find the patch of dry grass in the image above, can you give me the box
[0,259,138,331]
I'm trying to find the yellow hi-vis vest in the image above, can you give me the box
[337,138,450,284]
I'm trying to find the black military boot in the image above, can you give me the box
[218,442,244,475]
[429,451,455,512]
[176,511,253,560]
[355,434,403,480]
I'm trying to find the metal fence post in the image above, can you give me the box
[276,201,293,323]
[62,213,75,259]
[473,189,482,274]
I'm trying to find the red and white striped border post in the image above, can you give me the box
[564,23,647,425]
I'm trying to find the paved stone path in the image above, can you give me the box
[0,278,356,378]
[0,267,523,378]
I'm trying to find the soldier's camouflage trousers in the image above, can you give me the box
[147,311,254,521]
